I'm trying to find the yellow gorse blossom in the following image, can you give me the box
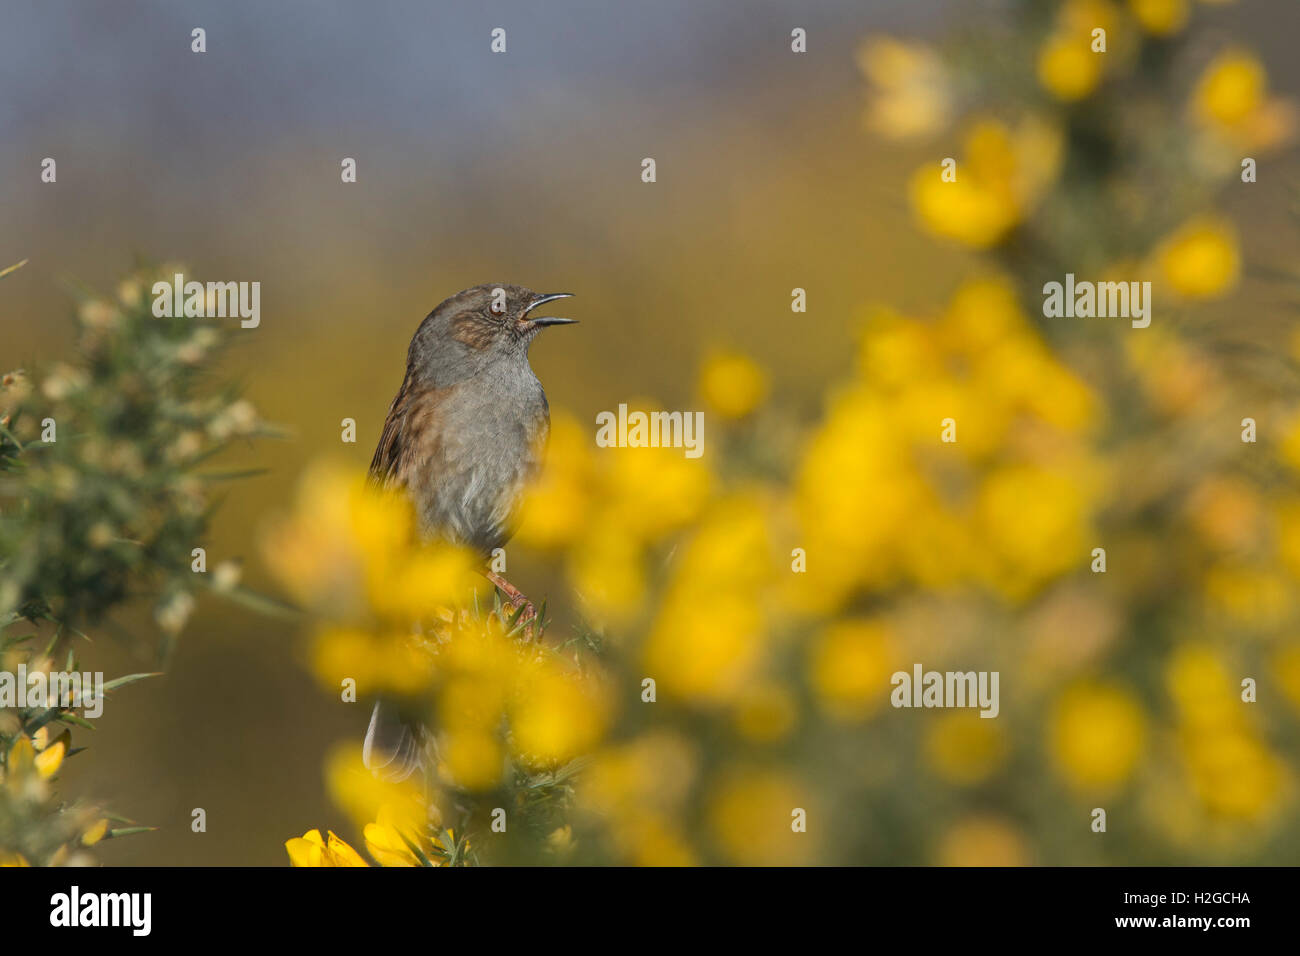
[857,36,952,140]
[1129,0,1189,35]
[363,804,444,867]
[1191,48,1295,151]
[1156,217,1240,300]
[909,117,1063,248]
[698,351,769,421]
[1050,682,1146,791]
[285,828,370,867]
[1166,645,1286,822]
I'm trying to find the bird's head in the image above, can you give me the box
[407,284,576,383]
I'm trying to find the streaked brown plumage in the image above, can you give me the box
[362,283,576,781]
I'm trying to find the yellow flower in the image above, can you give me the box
[698,351,769,420]
[1129,0,1188,35]
[604,440,713,543]
[510,658,610,766]
[1050,682,1146,791]
[0,852,31,867]
[857,36,952,140]
[936,815,1030,866]
[1157,217,1239,300]
[33,740,64,779]
[706,766,814,865]
[909,118,1062,248]
[1190,48,1295,150]
[910,165,1018,249]
[363,804,443,866]
[1203,562,1291,627]
[577,733,699,865]
[642,495,772,704]
[1166,644,1239,730]
[1194,49,1265,127]
[975,464,1095,602]
[324,740,427,835]
[285,828,370,867]
[1037,32,1102,102]
[566,519,646,625]
[81,818,110,847]
[1186,476,1260,553]
[512,411,592,550]
[809,619,899,721]
[440,729,505,791]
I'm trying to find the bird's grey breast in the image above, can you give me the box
[420,360,549,553]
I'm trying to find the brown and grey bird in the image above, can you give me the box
[362,283,576,781]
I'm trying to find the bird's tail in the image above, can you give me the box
[362,698,423,783]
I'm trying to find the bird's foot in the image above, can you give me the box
[484,570,539,639]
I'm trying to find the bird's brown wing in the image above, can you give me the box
[368,379,419,487]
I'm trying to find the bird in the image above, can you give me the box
[362,283,576,782]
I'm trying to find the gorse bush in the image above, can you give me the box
[281,0,1300,866]
[0,262,272,866]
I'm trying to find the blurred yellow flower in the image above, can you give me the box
[1191,48,1295,150]
[1166,644,1238,729]
[643,495,772,704]
[910,165,1018,249]
[510,658,610,767]
[263,461,481,623]
[1186,476,1261,554]
[1124,328,1219,416]
[1050,682,1146,791]
[33,739,65,779]
[975,464,1095,602]
[285,828,370,867]
[1166,645,1286,823]
[578,732,699,864]
[706,766,814,865]
[325,740,427,835]
[698,351,769,420]
[513,411,592,550]
[605,444,713,543]
[857,36,952,140]
[809,619,899,721]
[1194,49,1265,127]
[1130,0,1188,34]
[909,118,1062,248]
[311,626,433,695]
[363,804,443,867]
[936,815,1030,866]
[1156,217,1240,299]
[1037,32,1102,102]
[567,519,646,625]
[1203,562,1291,627]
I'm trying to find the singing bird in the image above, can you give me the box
[362,283,576,781]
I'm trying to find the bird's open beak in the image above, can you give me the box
[525,293,577,327]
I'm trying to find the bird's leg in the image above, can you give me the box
[484,570,538,638]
